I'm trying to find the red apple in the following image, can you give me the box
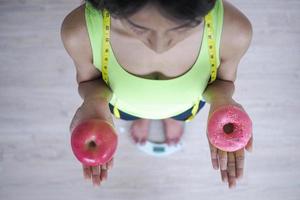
[71,119,118,166]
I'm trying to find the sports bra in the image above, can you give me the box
[85,0,224,119]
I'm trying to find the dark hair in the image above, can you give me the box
[86,0,216,26]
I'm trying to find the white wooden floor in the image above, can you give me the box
[0,0,299,199]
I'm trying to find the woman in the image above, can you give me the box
[61,0,253,188]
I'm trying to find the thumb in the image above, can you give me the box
[245,135,253,152]
[69,117,80,134]
[208,139,219,170]
[69,107,85,134]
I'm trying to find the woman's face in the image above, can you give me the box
[117,3,203,54]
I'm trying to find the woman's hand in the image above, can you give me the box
[206,98,253,188]
[70,98,115,187]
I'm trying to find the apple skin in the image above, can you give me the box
[207,105,252,152]
[71,119,118,166]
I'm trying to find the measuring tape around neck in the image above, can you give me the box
[184,12,218,122]
[101,9,110,85]
[102,9,121,118]
[205,12,217,84]
[101,10,217,120]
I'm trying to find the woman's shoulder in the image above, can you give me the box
[60,4,90,60]
[60,4,102,83]
[214,0,253,82]
[220,0,253,60]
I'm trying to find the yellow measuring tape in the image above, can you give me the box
[185,13,217,122]
[102,9,110,85]
[101,9,217,121]
[206,13,217,84]
[101,9,121,118]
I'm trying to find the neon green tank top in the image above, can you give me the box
[85,0,224,119]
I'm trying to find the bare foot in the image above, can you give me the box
[129,119,151,145]
[162,118,185,146]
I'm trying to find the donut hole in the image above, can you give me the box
[88,140,97,149]
[223,123,234,134]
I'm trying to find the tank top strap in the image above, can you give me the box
[85,2,103,73]
[85,2,112,88]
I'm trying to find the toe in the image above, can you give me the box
[167,139,176,146]
[163,119,184,146]
[132,135,139,144]
[174,138,180,145]
[141,138,147,145]
[129,119,150,145]
[166,139,172,146]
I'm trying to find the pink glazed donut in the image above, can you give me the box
[207,105,252,152]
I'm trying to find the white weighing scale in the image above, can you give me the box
[118,120,186,157]
[136,139,183,157]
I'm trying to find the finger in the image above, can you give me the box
[245,136,253,152]
[209,142,219,170]
[101,163,107,170]
[220,170,228,183]
[107,158,114,170]
[69,108,83,133]
[228,173,236,188]
[91,165,101,186]
[82,164,92,180]
[227,152,236,188]
[235,149,245,180]
[218,150,228,170]
[101,165,108,181]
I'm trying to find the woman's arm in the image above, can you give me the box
[60,6,114,187]
[60,4,112,104]
[202,79,235,104]
[78,78,112,104]
[202,0,253,189]
[203,0,253,104]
